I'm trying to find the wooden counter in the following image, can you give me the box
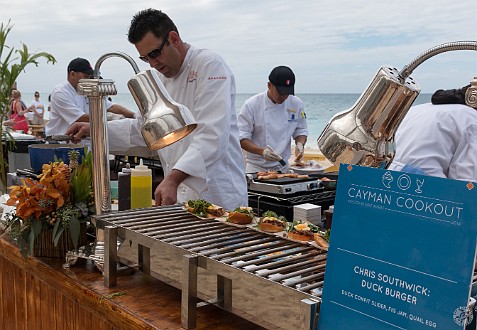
[0,237,265,330]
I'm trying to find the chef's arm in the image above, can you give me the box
[240,138,266,156]
[107,104,135,118]
[295,135,307,146]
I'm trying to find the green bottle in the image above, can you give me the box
[130,159,152,209]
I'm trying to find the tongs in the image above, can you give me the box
[45,135,74,143]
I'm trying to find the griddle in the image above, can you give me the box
[246,173,322,195]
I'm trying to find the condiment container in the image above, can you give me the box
[130,159,152,209]
[118,163,132,211]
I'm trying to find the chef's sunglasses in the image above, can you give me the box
[139,31,171,63]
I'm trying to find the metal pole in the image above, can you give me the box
[77,78,116,215]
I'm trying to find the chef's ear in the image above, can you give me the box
[169,31,180,45]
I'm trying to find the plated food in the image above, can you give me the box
[258,210,287,233]
[286,220,315,242]
[227,206,255,224]
[185,199,226,218]
[313,229,330,250]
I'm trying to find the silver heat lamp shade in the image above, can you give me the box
[128,70,197,149]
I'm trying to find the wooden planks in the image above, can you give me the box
[0,236,264,330]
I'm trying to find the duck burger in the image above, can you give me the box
[286,220,315,242]
[227,206,254,224]
[258,210,287,233]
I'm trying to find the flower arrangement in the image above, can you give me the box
[2,149,94,257]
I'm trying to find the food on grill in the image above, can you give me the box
[293,160,306,167]
[258,210,287,232]
[227,206,254,224]
[185,199,226,218]
[286,221,315,242]
[313,229,330,250]
[256,172,308,180]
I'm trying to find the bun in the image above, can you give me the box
[313,233,329,250]
[227,211,253,224]
[259,221,283,233]
[287,231,312,242]
[207,204,226,217]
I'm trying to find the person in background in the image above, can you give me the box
[45,94,51,121]
[30,91,45,125]
[388,84,477,180]
[67,8,248,211]
[238,66,308,173]
[5,89,30,134]
[45,58,135,136]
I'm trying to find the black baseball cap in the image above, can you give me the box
[269,66,295,95]
[67,58,94,76]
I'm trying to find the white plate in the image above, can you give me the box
[289,163,325,174]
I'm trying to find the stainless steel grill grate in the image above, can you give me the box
[94,204,327,329]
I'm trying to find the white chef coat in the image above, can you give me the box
[389,103,477,181]
[237,91,308,172]
[45,81,113,136]
[107,45,248,211]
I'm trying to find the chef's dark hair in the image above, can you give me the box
[128,8,178,44]
[431,84,470,105]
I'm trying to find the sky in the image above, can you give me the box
[2,0,477,96]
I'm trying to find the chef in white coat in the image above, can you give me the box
[238,66,308,173]
[67,9,247,211]
[389,84,477,180]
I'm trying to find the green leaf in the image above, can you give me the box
[69,217,80,250]
[53,222,65,247]
[0,20,56,191]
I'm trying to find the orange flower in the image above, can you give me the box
[7,162,70,222]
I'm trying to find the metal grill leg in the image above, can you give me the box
[104,225,118,287]
[217,275,232,310]
[181,254,198,329]
[138,244,151,275]
[300,298,320,330]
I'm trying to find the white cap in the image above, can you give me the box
[131,159,151,176]
[122,163,132,173]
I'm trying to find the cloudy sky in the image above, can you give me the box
[2,0,477,95]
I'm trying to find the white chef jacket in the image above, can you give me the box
[45,80,113,136]
[107,45,248,211]
[237,91,308,172]
[389,103,477,181]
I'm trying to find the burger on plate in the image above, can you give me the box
[258,210,287,233]
[312,229,330,250]
[185,199,226,218]
[227,206,254,224]
[286,220,315,242]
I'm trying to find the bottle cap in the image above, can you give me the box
[131,159,152,176]
[121,163,132,173]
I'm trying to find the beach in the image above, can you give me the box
[20,92,432,154]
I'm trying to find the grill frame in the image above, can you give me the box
[95,205,327,330]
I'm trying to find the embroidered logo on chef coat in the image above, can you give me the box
[288,108,298,122]
[188,70,198,82]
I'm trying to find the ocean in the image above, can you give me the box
[21,92,432,146]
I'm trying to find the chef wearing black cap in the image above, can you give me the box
[45,57,135,136]
[238,65,308,172]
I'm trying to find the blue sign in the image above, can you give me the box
[318,165,477,329]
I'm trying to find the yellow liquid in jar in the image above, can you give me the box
[130,175,152,208]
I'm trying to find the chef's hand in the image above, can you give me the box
[262,146,282,162]
[295,142,304,162]
[154,169,187,206]
[66,122,91,143]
